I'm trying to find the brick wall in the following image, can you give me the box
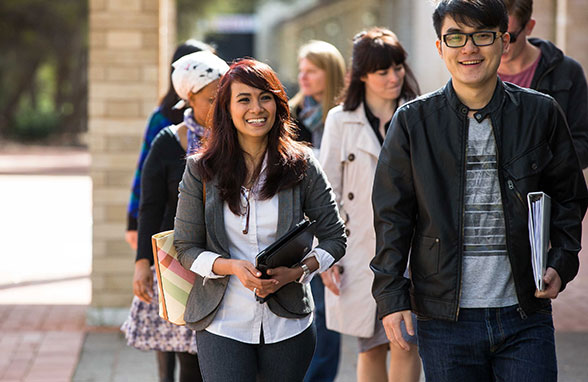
[88,0,175,325]
[558,0,588,71]
[531,0,588,78]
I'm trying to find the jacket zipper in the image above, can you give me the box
[492,117,527,319]
[456,113,469,320]
[507,179,525,206]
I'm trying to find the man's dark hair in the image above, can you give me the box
[432,0,509,39]
[502,0,533,26]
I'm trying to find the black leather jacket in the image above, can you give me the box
[529,38,588,168]
[371,79,588,321]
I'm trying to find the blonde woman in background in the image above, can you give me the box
[289,40,347,382]
[320,28,421,382]
[290,40,346,151]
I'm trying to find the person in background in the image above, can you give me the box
[288,40,347,382]
[173,59,346,381]
[121,51,229,382]
[320,27,421,382]
[498,0,588,168]
[124,39,214,250]
[290,40,346,151]
[371,0,588,380]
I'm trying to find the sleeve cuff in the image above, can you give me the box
[299,248,335,284]
[189,251,226,282]
[127,214,138,231]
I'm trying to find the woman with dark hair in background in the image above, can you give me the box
[124,39,213,250]
[173,59,346,381]
[121,50,228,382]
[319,27,421,382]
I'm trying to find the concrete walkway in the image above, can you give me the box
[1,146,587,381]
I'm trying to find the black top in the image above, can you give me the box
[136,127,187,264]
[363,101,391,145]
[529,38,588,168]
[291,105,313,145]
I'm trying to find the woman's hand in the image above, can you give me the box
[321,265,342,296]
[262,266,301,297]
[213,258,278,297]
[133,259,153,303]
[125,230,138,250]
[262,257,321,298]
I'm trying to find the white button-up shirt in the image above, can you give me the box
[190,185,334,344]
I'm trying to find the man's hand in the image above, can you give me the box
[382,310,414,351]
[535,267,562,299]
[320,265,342,295]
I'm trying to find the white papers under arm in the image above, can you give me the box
[526,192,551,291]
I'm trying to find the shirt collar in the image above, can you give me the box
[363,98,391,144]
[444,77,506,123]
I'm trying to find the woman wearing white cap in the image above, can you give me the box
[125,40,212,251]
[121,50,229,382]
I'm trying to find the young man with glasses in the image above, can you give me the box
[370,0,588,380]
[498,0,588,169]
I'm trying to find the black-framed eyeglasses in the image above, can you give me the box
[508,21,528,43]
[443,31,503,48]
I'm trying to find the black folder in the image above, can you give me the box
[254,219,315,303]
[255,219,315,275]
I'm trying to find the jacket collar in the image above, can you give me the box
[346,103,383,157]
[443,77,506,123]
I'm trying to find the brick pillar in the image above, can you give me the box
[557,0,588,71]
[532,0,588,72]
[88,0,175,325]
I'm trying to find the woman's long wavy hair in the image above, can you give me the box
[342,27,420,111]
[196,59,309,215]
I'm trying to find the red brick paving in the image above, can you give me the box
[0,305,86,381]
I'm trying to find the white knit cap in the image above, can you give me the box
[171,51,229,109]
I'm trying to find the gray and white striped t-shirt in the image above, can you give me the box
[460,117,518,308]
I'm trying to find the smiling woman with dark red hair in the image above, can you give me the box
[173,59,346,381]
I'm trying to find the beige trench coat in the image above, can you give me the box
[319,103,384,338]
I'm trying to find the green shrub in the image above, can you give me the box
[11,108,61,141]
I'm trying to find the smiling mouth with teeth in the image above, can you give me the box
[247,118,266,123]
[461,60,483,65]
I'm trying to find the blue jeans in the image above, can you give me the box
[417,304,556,382]
[304,277,341,382]
[195,325,316,382]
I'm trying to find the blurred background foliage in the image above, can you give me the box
[0,0,88,144]
[0,0,262,145]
